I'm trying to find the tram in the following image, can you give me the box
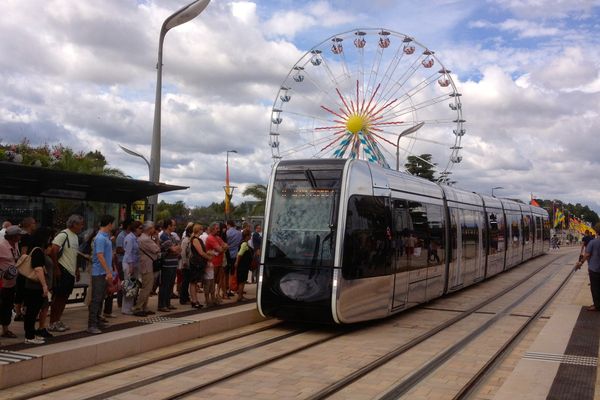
[256,159,550,324]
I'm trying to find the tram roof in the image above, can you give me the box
[0,162,187,203]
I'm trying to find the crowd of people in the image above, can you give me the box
[0,215,262,344]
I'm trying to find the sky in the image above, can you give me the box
[1,0,600,213]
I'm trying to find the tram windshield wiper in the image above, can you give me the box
[310,234,321,269]
[305,168,318,188]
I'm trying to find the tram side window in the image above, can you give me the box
[449,208,459,264]
[342,195,392,279]
[392,199,411,272]
[463,210,478,260]
[425,204,445,266]
[522,215,531,244]
[488,211,500,254]
[535,216,542,241]
[510,215,520,247]
[406,201,429,270]
[543,217,550,244]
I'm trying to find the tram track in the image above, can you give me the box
[148,253,570,400]
[24,253,571,400]
[377,254,575,399]
[12,320,286,400]
[303,252,571,400]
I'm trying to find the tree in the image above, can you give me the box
[242,184,267,216]
[404,154,436,181]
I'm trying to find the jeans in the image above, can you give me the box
[158,267,177,309]
[88,275,107,328]
[590,270,600,308]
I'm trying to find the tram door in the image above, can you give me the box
[447,207,464,291]
[391,199,410,309]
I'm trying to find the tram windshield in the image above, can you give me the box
[266,168,341,267]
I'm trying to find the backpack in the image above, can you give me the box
[16,247,42,281]
[55,231,70,261]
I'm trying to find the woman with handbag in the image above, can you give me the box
[22,227,53,344]
[189,224,212,309]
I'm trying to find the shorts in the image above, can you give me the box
[53,265,75,297]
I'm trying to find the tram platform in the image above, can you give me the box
[493,249,600,400]
[0,284,263,390]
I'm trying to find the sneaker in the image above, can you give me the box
[35,328,54,338]
[121,311,134,316]
[167,305,177,310]
[86,327,102,334]
[103,313,117,318]
[24,336,45,345]
[157,307,171,312]
[48,322,67,333]
[144,310,156,315]
[99,316,109,323]
[57,321,70,331]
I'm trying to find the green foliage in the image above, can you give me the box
[242,184,267,216]
[405,154,436,182]
[0,138,126,177]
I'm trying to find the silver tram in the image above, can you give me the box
[257,159,550,324]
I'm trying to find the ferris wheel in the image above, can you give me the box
[269,28,465,181]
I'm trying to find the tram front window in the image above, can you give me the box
[266,170,341,267]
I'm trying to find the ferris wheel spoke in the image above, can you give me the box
[379,53,424,104]
[378,93,454,124]
[279,135,339,158]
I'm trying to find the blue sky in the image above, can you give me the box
[1,0,600,212]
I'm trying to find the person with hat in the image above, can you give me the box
[0,225,26,339]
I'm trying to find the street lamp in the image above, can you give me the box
[492,186,503,197]
[119,145,150,179]
[396,122,425,171]
[224,150,238,218]
[149,0,211,219]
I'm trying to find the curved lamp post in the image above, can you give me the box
[492,186,503,197]
[395,122,425,171]
[119,145,150,178]
[149,0,211,219]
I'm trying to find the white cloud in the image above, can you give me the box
[2,0,600,215]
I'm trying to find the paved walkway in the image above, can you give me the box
[0,279,258,349]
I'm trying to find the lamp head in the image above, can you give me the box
[164,0,211,32]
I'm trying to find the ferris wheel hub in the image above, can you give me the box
[346,114,369,134]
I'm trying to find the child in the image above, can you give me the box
[203,251,218,307]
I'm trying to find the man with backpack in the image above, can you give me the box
[49,214,84,333]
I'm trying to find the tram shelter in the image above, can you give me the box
[0,161,187,228]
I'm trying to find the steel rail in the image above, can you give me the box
[307,253,569,400]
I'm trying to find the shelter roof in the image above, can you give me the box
[0,162,187,203]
